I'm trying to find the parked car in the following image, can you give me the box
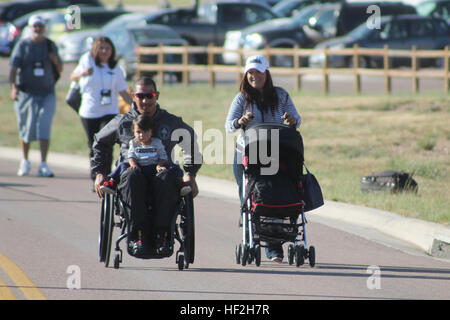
[83,24,187,81]
[334,1,417,37]
[57,9,193,63]
[249,0,282,7]
[1,6,128,56]
[415,0,450,22]
[149,0,280,50]
[223,1,417,67]
[57,12,144,62]
[0,0,103,25]
[61,2,280,65]
[308,15,450,68]
[223,3,338,66]
[272,0,340,17]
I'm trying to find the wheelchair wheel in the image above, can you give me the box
[287,244,295,265]
[114,254,120,269]
[99,194,114,267]
[182,193,195,264]
[178,253,185,271]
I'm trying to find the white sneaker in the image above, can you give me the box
[17,159,31,176]
[271,256,283,263]
[37,162,54,177]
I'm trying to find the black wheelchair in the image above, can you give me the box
[99,188,195,271]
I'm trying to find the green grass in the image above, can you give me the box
[1,81,449,225]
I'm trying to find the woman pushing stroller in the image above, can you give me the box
[225,55,302,263]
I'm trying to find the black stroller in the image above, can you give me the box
[235,123,316,267]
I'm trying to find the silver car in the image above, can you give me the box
[57,12,146,63]
[83,24,187,80]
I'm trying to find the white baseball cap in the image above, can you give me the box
[28,15,46,27]
[244,55,270,74]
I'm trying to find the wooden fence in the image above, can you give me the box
[136,44,450,94]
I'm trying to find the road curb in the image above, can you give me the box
[1,146,449,259]
[312,201,450,256]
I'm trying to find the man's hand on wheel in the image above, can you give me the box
[94,173,106,199]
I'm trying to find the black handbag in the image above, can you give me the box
[301,165,324,212]
[65,82,81,113]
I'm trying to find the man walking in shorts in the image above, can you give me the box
[9,14,63,177]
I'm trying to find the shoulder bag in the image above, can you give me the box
[65,81,81,113]
[301,164,324,212]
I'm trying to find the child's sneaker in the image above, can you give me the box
[17,159,31,176]
[100,179,116,195]
[37,162,54,177]
[180,181,191,196]
[155,232,170,255]
[132,231,145,256]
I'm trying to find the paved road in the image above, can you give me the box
[0,157,449,302]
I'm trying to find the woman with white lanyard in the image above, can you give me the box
[71,36,132,189]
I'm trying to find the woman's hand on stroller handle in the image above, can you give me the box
[281,112,297,127]
[184,174,199,198]
[238,112,254,127]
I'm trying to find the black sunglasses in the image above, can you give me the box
[134,92,157,100]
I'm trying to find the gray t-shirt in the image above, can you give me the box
[10,38,62,96]
[127,137,168,167]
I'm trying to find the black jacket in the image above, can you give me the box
[91,102,202,177]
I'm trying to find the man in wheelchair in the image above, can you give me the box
[91,77,202,256]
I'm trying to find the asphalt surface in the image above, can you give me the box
[1,145,449,262]
[2,146,448,260]
[1,149,450,302]
[1,148,450,301]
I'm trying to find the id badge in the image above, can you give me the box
[33,61,44,77]
[100,89,112,106]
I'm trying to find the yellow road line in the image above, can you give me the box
[0,254,46,300]
[0,275,16,300]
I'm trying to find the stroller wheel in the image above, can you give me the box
[288,244,295,265]
[235,244,241,264]
[295,245,305,267]
[308,246,316,268]
[241,244,249,267]
[247,248,254,265]
[254,244,261,267]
